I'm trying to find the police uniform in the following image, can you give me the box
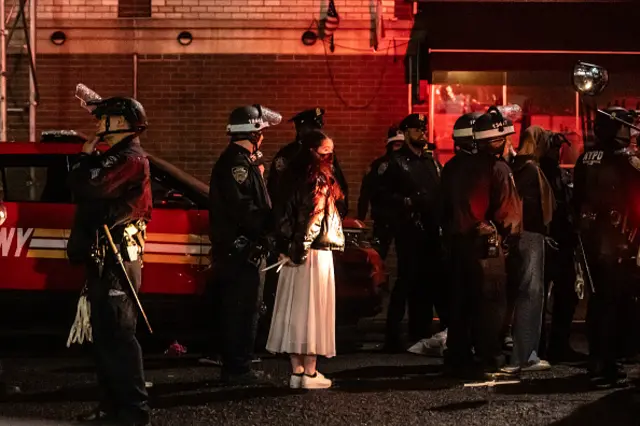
[357,127,404,260]
[377,113,445,349]
[267,108,349,217]
[209,104,281,384]
[573,106,640,386]
[67,97,152,425]
[442,108,522,376]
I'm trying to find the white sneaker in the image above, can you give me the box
[521,360,551,372]
[302,372,332,389]
[500,365,521,375]
[289,374,303,389]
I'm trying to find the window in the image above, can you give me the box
[118,0,151,18]
[151,174,197,210]
[432,71,505,158]
[0,155,74,203]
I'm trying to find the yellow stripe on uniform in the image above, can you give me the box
[27,249,67,259]
[33,229,69,238]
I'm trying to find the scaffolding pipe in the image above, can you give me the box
[28,0,36,143]
[0,0,6,141]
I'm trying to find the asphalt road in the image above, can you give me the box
[0,335,639,426]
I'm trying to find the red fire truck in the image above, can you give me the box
[0,134,387,338]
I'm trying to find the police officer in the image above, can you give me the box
[357,126,405,259]
[267,107,349,216]
[67,96,152,425]
[573,106,640,387]
[538,132,582,362]
[377,113,444,351]
[209,104,281,385]
[442,107,522,378]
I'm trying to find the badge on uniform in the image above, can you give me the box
[232,166,249,184]
[274,156,287,172]
[629,156,640,171]
[377,162,388,175]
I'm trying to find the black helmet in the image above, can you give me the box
[227,104,282,135]
[386,125,404,145]
[473,106,515,154]
[594,106,637,149]
[453,112,482,153]
[87,96,148,135]
[289,107,325,129]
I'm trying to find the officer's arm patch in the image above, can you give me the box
[101,155,118,168]
[232,166,249,184]
[377,162,388,175]
[629,156,640,172]
[274,156,286,172]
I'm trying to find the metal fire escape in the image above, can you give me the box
[0,0,38,142]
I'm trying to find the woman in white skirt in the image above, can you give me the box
[266,129,345,390]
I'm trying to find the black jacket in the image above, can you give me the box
[66,137,152,263]
[357,151,392,222]
[273,175,345,265]
[267,140,349,218]
[209,143,272,257]
[376,145,442,234]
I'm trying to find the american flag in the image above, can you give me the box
[323,0,340,39]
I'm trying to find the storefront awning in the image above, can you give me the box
[413,2,640,72]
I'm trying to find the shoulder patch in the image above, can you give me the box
[629,156,640,171]
[101,155,118,168]
[232,166,249,184]
[399,157,410,171]
[377,162,388,175]
[274,156,287,172]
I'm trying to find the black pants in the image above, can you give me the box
[541,241,578,358]
[585,256,628,373]
[446,235,507,371]
[87,257,149,424]
[212,256,261,376]
[385,230,445,343]
[372,221,394,261]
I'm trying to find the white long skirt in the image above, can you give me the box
[266,249,336,358]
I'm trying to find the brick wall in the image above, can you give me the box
[33,0,397,20]
[36,0,119,20]
[12,53,408,196]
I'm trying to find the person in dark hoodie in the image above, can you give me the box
[502,125,556,373]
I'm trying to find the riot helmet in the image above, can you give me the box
[399,113,431,150]
[472,106,516,156]
[453,112,482,154]
[87,96,148,142]
[594,106,637,149]
[227,104,282,147]
[386,125,405,151]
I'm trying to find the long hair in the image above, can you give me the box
[518,125,549,160]
[289,129,344,201]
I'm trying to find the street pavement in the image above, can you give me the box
[0,335,639,426]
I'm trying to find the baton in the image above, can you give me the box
[576,233,595,295]
[103,225,153,334]
[261,257,288,273]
